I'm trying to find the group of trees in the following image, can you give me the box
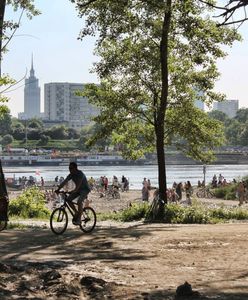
[0,113,80,146]
[0,112,111,151]
[209,108,248,146]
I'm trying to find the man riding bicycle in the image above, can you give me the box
[55,162,91,225]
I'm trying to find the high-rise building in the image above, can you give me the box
[44,82,99,129]
[19,57,41,119]
[212,99,239,118]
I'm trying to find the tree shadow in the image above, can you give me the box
[0,222,176,266]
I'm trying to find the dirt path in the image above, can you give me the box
[1,222,248,299]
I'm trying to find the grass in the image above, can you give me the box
[98,199,248,224]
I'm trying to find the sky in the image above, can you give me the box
[2,0,248,117]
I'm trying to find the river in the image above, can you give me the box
[3,164,248,190]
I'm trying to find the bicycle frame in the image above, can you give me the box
[58,192,77,218]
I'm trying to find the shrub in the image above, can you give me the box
[99,201,248,224]
[9,187,50,219]
[213,184,237,200]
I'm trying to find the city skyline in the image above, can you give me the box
[2,0,248,117]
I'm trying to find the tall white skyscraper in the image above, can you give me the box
[44,82,99,129]
[212,100,239,118]
[21,57,41,119]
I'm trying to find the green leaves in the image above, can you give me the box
[74,0,239,163]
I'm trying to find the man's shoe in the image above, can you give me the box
[72,218,81,225]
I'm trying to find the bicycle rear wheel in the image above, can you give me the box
[80,207,96,233]
[0,220,7,231]
[50,208,68,235]
[206,190,214,199]
[196,189,205,198]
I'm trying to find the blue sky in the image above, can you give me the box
[2,0,248,117]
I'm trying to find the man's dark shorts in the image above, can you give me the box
[67,190,89,205]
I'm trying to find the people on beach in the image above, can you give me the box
[237,181,245,206]
[175,182,183,201]
[142,177,149,201]
[185,181,193,197]
[41,176,44,188]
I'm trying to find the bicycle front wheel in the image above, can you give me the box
[80,207,96,233]
[0,220,7,231]
[50,208,68,235]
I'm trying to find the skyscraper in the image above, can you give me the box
[212,100,239,118]
[20,56,41,119]
[44,82,99,129]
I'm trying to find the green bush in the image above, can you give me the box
[213,184,237,200]
[99,201,248,224]
[9,187,50,219]
[164,203,210,224]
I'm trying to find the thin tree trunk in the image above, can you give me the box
[0,0,6,77]
[155,0,172,217]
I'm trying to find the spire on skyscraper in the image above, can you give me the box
[30,54,35,77]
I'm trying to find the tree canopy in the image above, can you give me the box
[73,0,239,206]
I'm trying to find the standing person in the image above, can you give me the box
[142,178,149,201]
[41,176,44,188]
[103,176,108,191]
[176,182,183,201]
[185,181,193,197]
[55,162,91,225]
[237,181,245,206]
[147,179,151,191]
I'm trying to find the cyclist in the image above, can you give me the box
[55,162,91,225]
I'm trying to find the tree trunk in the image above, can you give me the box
[154,0,172,219]
[0,0,6,76]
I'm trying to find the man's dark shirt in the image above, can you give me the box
[65,170,90,193]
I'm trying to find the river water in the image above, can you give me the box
[3,164,248,190]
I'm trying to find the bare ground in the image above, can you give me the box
[1,190,248,299]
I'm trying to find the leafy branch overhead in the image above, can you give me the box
[75,0,239,160]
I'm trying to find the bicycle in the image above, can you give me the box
[50,191,96,235]
[196,187,215,199]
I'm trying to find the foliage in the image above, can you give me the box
[8,187,50,219]
[209,108,248,146]
[27,129,42,140]
[37,134,50,146]
[45,125,70,140]
[235,108,248,123]
[78,124,111,152]
[99,200,248,223]
[1,133,13,146]
[208,110,230,124]
[213,176,248,200]
[27,118,44,130]
[11,138,80,150]
[74,0,240,206]
[11,119,25,140]
[0,109,12,135]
